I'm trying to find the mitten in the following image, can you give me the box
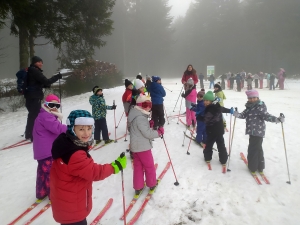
[111,153,127,174]
[55,73,62,79]
[181,93,186,98]
[233,111,239,117]
[157,127,164,136]
[276,116,285,123]
[230,107,234,115]
[149,120,154,128]
[111,105,117,110]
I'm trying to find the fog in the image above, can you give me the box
[0,0,299,79]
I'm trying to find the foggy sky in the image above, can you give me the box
[168,0,194,18]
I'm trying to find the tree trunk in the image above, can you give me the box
[19,25,29,69]
[29,34,35,59]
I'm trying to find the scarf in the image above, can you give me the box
[66,131,94,148]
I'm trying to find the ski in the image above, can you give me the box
[240,152,262,185]
[120,163,158,221]
[126,162,171,225]
[206,161,212,170]
[91,132,111,150]
[90,198,113,225]
[222,164,226,173]
[8,198,46,225]
[259,172,270,184]
[1,140,31,150]
[24,201,51,225]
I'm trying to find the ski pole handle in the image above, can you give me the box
[235,107,238,111]
[113,100,115,106]
[120,152,125,158]
[280,113,285,118]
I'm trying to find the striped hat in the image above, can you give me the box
[66,110,94,135]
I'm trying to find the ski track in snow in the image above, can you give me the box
[0,78,299,225]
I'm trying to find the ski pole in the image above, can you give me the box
[163,86,173,92]
[164,105,169,125]
[161,135,179,186]
[119,152,126,225]
[113,100,117,143]
[116,112,124,128]
[173,86,184,112]
[280,113,291,184]
[177,96,183,124]
[58,74,62,113]
[227,108,237,172]
[182,125,189,147]
[124,120,128,142]
[187,120,196,155]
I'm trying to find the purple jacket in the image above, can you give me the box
[33,108,67,160]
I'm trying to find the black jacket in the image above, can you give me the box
[204,103,230,136]
[25,65,59,99]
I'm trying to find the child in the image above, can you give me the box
[233,90,284,173]
[122,79,133,116]
[127,95,164,195]
[147,76,166,129]
[32,94,67,200]
[213,83,226,107]
[191,89,206,147]
[202,91,233,165]
[269,73,276,90]
[182,78,197,128]
[50,110,126,225]
[89,86,116,145]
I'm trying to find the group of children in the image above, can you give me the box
[28,72,285,224]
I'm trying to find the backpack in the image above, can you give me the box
[16,68,28,94]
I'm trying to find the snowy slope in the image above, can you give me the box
[0,78,299,225]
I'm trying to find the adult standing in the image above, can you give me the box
[278,68,286,90]
[181,64,198,85]
[258,72,264,89]
[240,70,246,89]
[208,74,215,89]
[24,56,62,141]
[253,73,259,88]
[199,72,204,89]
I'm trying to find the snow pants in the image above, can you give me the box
[186,107,196,126]
[94,118,109,141]
[259,79,263,89]
[203,134,228,164]
[209,81,215,89]
[196,121,206,144]
[241,80,244,88]
[36,156,53,199]
[221,81,225,90]
[133,150,157,190]
[25,98,42,141]
[200,79,204,89]
[255,79,258,88]
[227,80,230,88]
[269,81,275,90]
[237,81,241,92]
[61,218,87,225]
[279,78,285,90]
[247,135,264,172]
[151,104,165,128]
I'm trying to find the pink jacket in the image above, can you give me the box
[186,88,197,103]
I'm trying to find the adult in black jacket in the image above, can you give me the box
[202,91,233,164]
[24,56,62,141]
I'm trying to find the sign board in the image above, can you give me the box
[207,65,215,76]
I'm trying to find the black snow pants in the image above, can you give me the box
[94,118,109,141]
[151,104,165,128]
[247,135,265,172]
[25,97,42,140]
[200,79,204,89]
[255,79,258,88]
[203,134,228,164]
[61,218,87,225]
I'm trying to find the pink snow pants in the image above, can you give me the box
[133,150,157,190]
[259,80,263,89]
[186,107,196,126]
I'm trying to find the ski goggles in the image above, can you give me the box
[45,102,61,109]
[137,101,152,109]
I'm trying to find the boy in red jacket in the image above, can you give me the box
[122,79,133,116]
[50,110,126,225]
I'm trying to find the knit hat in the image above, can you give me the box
[45,94,60,103]
[152,76,161,82]
[197,89,205,98]
[187,78,194,85]
[125,79,133,88]
[134,79,144,90]
[92,85,102,95]
[136,75,142,80]
[245,89,259,98]
[66,110,94,136]
[214,83,221,90]
[146,74,151,80]
[31,56,43,65]
[203,91,215,101]
[136,94,151,104]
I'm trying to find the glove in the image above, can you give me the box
[111,153,127,174]
[233,111,239,117]
[276,116,285,123]
[56,73,62,79]
[157,127,164,136]
[191,103,197,107]
[111,105,117,110]
[230,107,234,115]
[149,120,154,128]
[181,93,185,98]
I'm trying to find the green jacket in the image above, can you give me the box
[215,90,226,107]
[89,95,112,120]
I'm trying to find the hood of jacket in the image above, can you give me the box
[127,107,149,123]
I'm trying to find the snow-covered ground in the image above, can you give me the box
[0,78,299,225]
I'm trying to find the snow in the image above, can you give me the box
[0,78,299,225]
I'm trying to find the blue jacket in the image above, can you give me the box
[148,82,166,105]
[191,100,205,118]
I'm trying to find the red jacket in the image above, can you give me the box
[122,88,132,103]
[50,133,114,224]
[181,73,198,84]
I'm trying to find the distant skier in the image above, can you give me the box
[209,74,215,89]
[199,72,205,89]
[278,68,286,90]
[246,73,253,90]
[269,73,276,90]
